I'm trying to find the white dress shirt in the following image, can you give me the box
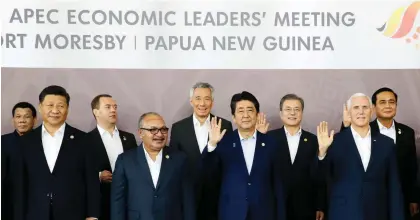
[42,123,66,173]
[143,145,163,188]
[208,130,257,175]
[97,125,124,172]
[284,127,302,164]
[193,114,211,153]
[350,126,372,171]
[377,120,396,144]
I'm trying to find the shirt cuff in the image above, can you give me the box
[207,142,217,152]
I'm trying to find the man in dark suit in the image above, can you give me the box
[203,91,286,220]
[111,112,195,220]
[341,87,419,219]
[85,94,137,220]
[266,94,325,220]
[2,102,37,220]
[169,82,233,219]
[13,85,100,220]
[318,93,404,220]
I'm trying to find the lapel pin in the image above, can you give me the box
[304,138,307,142]
[373,139,376,142]
[70,135,74,139]
[233,143,236,148]
[261,143,265,147]
[398,129,402,134]
[123,136,127,141]
[165,155,170,159]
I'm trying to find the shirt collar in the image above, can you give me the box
[238,129,257,141]
[377,120,395,130]
[142,143,163,161]
[350,125,371,139]
[97,124,119,136]
[42,122,66,136]
[284,126,302,137]
[193,114,211,126]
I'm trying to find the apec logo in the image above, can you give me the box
[377,1,420,49]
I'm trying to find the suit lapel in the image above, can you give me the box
[250,132,264,177]
[155,147,175,190]
[293,131,308,167]
[33,127,51,174]
[345,129,366,173]
[136,145,155,189]
[233,131,251,177]
[92,128,113,171]
[278,128,292,166]
[52,124,74,174]
[394,121,403,145]
[185,115,202,157]
[119,131,130,151]
[366,135,378,174]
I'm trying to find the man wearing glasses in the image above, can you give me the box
[111,112,195,220]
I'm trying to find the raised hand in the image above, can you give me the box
[343,104,351,127]
[256,112,270,134]
[317,121,334,157]
[208,117,227,146]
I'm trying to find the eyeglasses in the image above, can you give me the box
[140,127,169,135]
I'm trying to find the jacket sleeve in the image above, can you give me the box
[110,154,127,220]
[387,143,405,219]
[83,138,101,218]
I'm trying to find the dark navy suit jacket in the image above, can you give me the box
[318,128,404,220]
[13,124,101,220]
[203,130,286,220]
[2,130,22,220]
[111,145,195,220]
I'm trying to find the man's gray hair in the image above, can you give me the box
[346,93,373,109]
[189,82,214,100]
[138,112,161,129]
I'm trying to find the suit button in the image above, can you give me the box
[245,197,248,200]
[154,195,158,198]
[248,183,251,186]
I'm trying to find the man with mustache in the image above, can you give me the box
[203,91,286,220]
[85,94,138,220]
[318,93,404,220]
[2,102,37,220]
[111,112,195,220]
[341,87,419,219]
[170,82,233,220]
[266,94,326,220]
[13,85,100,220]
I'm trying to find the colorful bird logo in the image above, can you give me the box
[377,1,420,49]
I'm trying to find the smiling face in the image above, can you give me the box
[280,99,303,127]
[232,100,258,131]
[349,96,373,128]
[138,114,168,152]
[374,91,397,120]
[190,88,213,118]
[39,95,68,127]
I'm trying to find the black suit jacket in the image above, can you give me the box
[341,119,419,203]
[111,145,195,220]
[13,124,101,220]
[1,130,22,220]
[267,127,326,220]
[86,127,137,220]
[169,114,233,220]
